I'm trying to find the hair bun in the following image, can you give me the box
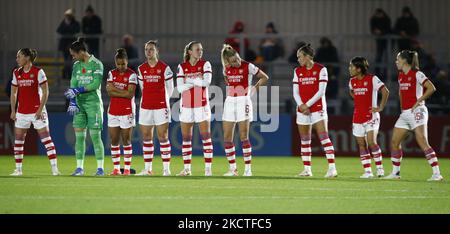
[77,37,86,43]
[116,48,126,54]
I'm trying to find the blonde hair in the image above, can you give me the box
[221,44,240,68]
[145,40,159,59]
[19,48,38,63]
[399,50,420,70]
[183,41,201,62]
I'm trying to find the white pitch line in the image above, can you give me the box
[1,195,450,200]
[3,183,415,192]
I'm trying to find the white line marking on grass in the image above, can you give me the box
[1,195,450,200]
[5,183,413,192]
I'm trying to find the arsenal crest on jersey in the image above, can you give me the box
[30,74,34,78]
[239,69,243,74]
[313,71,317,75]
[157,69,161,74]
[364,81,368,86]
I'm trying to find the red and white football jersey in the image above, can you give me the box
[292,63,328,113]
[176,59,212,108]
[349,74,385,124]
[224,61,260,97]
[398,69,428,110]
[12,66,47,114]
[107,68,137,115]
[138,61,173,110]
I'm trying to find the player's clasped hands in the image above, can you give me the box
[67,99,80,116]
[299,104,311,115]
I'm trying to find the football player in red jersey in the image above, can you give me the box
[176,41,213,176]
[106,48,137,176]
[348,57,389,178]
[135,40,174,176]
[10,48,59,176]
[384,50,443,181]
[292,44,337,178]
[220,44,268,177]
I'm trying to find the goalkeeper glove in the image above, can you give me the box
[64,87,86,99]
[67,98,80,116]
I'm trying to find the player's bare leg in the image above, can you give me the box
[136,124,154,176]
[384,127,408,179]
[198,120,213,176]
[367,130,384,177]
[178,122,194,176]
[238,120,252,176]
[297,124,313,177]
[223,121,238,176]
[355,136,373,179]
[414,125,443,181]
[37,127,60,175]
[11,128,27,176]
[156,123,171,176]
[109,126,122,175]
[121,127,133,176]
[314,120,337,178]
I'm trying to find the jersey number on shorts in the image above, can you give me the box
[415,112,424,121]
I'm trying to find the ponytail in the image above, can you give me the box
[411,51,420,70]
[221,44,239,68]
[399,50,420,70]
[18,48,38,63]
[183,41,200,62]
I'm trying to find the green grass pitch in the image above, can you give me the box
[0,156,449,213]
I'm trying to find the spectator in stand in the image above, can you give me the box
[315,37,340,99]
[370,8,392,76]
[315,37,340,76]
[57,8,80,80]
[259,22,284,62]
[82,5,103,58]
[121,34,139,60]
[394,6,420,51]
[225,21,256,62]
[410,39,439,79]
[430,70,450,107]
[121,34,140,71]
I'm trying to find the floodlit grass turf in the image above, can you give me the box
[0,156,449,214]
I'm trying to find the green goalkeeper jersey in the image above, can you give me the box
[70,55,104,107]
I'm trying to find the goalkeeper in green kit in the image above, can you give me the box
[64,38,105,176]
